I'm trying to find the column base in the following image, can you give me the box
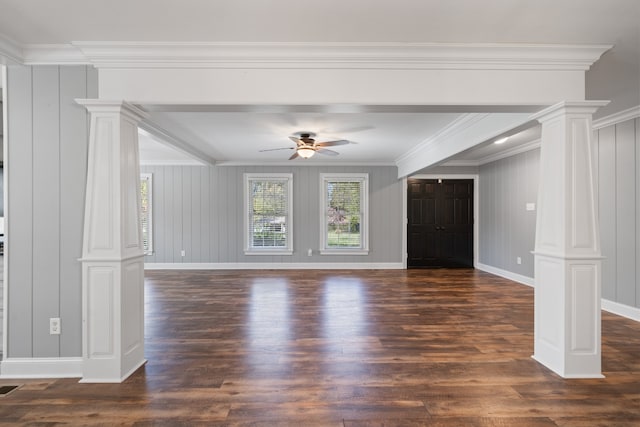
[533,252,603,379]
[81,256,145,383]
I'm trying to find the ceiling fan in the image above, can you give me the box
[260,132,351,160]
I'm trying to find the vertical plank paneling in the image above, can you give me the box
[210,166,219,261]
[636,118,640,308]
[615,120,636,305]
[7,65,96,359]
[200,167,211,261]
[31,66,61,357]
[163,166,174,263]
[144,165,404,266]
[6,65,34,357]
[218,166,229,261]
[598,125,617,301]
[478,148,539,278]
[182,166,192,262]
[173,166,183,262]
[59,66,88,357]
[190,167,201,262]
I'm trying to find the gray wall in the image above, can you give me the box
[6,65,97,358]
[140,165,403,264]
[479,149,540,278]
[595,117,640,308]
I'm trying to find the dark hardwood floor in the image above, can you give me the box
[1,269,639,426]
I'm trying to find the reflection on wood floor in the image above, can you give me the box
[1,269,639,425]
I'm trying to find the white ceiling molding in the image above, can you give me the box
[444,139,542,167]
[0,33,23,64]
[395,113,533,178]
[138,120,217,166]
[592,105,640,129]
[22,44,89,65]
[395,114,490,164]
[58,42,612,70]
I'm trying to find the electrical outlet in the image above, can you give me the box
[181,250,186,257]
[50,318,61,335]
[517,257,522,265]
[307,248,313,256]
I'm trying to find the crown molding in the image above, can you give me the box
[6,41,598,70]
[0,33,23,64]
[138,121,217,167]
[395,113,489,164]
[214,160,396,167]
[592,105,640,129]
[446,138,542,167]
[22,44,89,65]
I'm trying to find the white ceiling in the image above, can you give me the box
[1,0,637,167]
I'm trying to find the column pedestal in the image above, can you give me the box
[76,100,148,383]
[531,101,608,378]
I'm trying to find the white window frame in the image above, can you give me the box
[140,173,153,255]
[244,173,294,255]
[320,173,369,255]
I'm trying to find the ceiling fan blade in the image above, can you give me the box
[316,140,350,147]
[288,151,300,160]
[259,147,295,152]
[289,136,303,145]
[316,148,339,156]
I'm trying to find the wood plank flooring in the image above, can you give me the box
[1,269,639,426]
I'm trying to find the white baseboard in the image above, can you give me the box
[145,262,404,270]
[0,357,82,379]
[476,263,535,287]
[602,299,640,322]
[478,264,640,323]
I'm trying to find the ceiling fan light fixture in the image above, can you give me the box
[297,147,315,158]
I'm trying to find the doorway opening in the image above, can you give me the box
[406,178,475,268]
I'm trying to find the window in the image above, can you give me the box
[244,173,293,255]
[320,173,368,255]
[140,173,153,255]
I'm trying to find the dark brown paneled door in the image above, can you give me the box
[407,179,474,268]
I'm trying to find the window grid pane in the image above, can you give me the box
[140,175,152,254]
[326,180,362,248]
[250,180,288,248]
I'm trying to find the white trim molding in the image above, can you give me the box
[0,357,83,379]
[592,105,640,129]
[70,42,612,70]
[601,299,640,322]
[444,139,541,167]
[0,33,23,65]
[2,41,611,71]
[476,263,535,287]
[396,113,533,178]
[145,262,404,270]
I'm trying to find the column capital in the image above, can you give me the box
[75,99,149,123]
[530,100,609,123]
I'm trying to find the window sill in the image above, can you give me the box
[320,249,369,256]
[245,249,293,256]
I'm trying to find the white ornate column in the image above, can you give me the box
[76,100,148,383]
[531,101,608,378]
